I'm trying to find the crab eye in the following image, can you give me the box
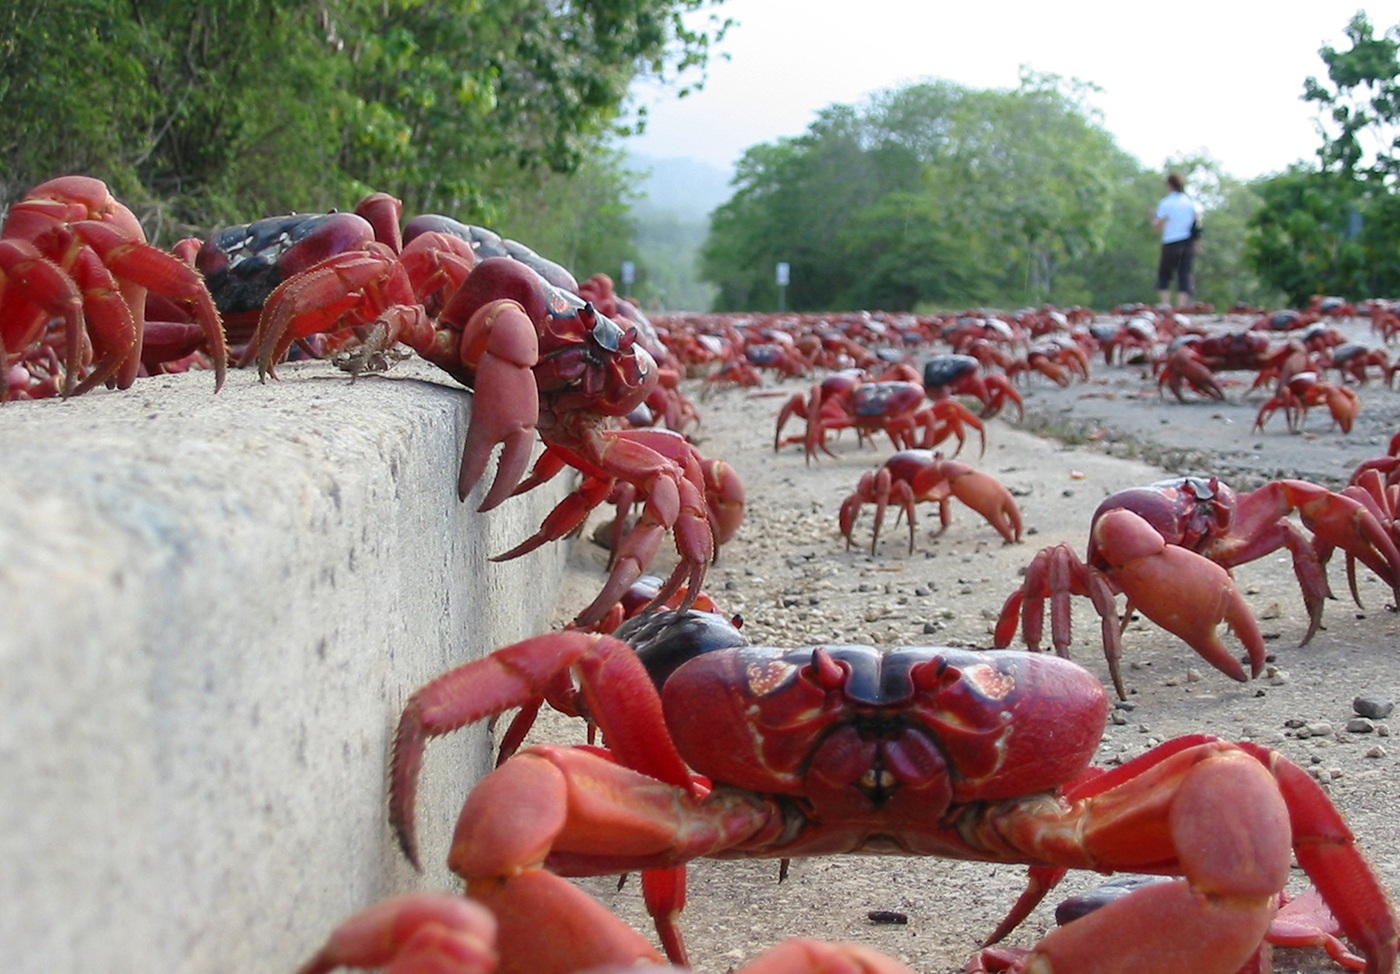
[588,308,626,353]
[1182,476,1215,501]
[805,647,847,690]
[911,658,967,700]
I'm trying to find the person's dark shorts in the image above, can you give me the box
[1157,239,1195,292]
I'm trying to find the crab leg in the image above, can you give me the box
[0,240,84,390]
[564,428,717,627]
[454,299,541,511]
[390,632,696,870]
[71,220,228,391]
[255,246,430,376]
[470,870,665,974]
[921,400,987,457]
[1267,481,1400,606]
[983,738,1397,974]
[994,543,1126,697]
[1235,741,1400,973]
[54,246,140,395]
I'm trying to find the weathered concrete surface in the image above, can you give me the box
[0,361,568,973]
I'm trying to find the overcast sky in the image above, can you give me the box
[627,0,1399,180]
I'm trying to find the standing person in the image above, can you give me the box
[1152,173,1203,307]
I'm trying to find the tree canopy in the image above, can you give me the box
[1247,11,1400,304]
[0,0,730,256]
[700,73,1270,312]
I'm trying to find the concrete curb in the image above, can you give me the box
[0,360,569,972]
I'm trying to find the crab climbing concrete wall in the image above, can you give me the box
[0,360,570,974]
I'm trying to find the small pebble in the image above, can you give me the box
[1354,694,1395,720]
[1346,717,1375,734]
[867,911,909,925]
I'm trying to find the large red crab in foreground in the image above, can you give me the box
[994,476,1400,698]
[385,613,1397,974]
[245,195,742,625]
[839,449,1023,553]
[1,175,227,399]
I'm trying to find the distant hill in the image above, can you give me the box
[625,153,731,312]
[628,153,733,220]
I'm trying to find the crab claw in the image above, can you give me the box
[700,456,746,548]
[455,298,541,511]
[295,892,498,974]
[1092,509,1265,683]
[913,457,1023,545]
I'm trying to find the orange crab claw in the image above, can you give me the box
[295,892,498,974]
[1092,508,1266,683]
[468,871,663,974]
[454,299,541,511]
[910,456,1023,545]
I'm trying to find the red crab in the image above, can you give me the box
[386,615,1398,974]
[250,194,737,626]
[191,193,421,352]
[839,449,1023,554]
[1008,339,1092,387]
[1089,317,1159,365]
[0,175,227,399]
[775,371,986,462]
[1323,342,1396,387]
[994,476,1400,698]
[921,354,1024,420]
[1253,371,1361,434]
[1157,332,1310,402]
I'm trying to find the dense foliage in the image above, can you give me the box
[0,0,728,270]
[1247,12,1400,305]
[700,73,1273,313]
[8,5,1397,314]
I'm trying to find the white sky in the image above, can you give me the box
[627,0,1400,180]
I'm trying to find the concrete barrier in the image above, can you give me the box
[0,360,570,973]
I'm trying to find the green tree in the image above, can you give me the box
[0,0,730,247]
[1249,166,1372,304]
[1248,12,1400,303]
[924,72,1120,305]
[703,75,1131,312]
[1303,12,1400,181]
[0,3,154,206]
